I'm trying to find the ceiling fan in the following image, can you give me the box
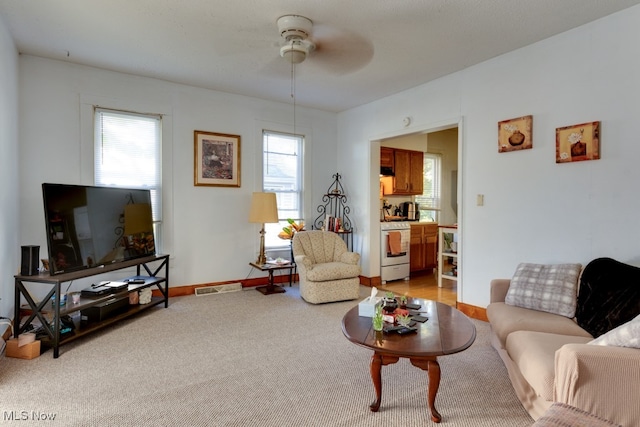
[277,15,316,64]
[274,14,373,73]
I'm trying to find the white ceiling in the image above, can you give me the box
[2,0,639,112]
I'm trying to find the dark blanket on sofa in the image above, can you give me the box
[576,257,640,338]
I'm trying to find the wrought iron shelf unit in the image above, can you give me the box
[313,173,353,250]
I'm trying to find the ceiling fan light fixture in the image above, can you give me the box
[280,40,313,64]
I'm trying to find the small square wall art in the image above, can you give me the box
[498,115,532,153]
[555,121,600,163]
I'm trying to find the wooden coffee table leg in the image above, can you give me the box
[410,357,442,423]
[369,352,383,412]
[369,352,400,412]
[427,359,442,423]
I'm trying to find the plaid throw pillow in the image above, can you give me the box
[505,263,582,318]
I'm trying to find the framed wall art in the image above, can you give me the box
[555,121,600,163]
[498,115,532,153]
[194,130,241,187]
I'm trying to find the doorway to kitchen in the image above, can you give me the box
[375,121,461,304]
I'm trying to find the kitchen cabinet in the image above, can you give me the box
[380,146,394,169]
[410,223,438,273]
[381,148,423,195]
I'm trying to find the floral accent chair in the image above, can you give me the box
[292,230,361,304]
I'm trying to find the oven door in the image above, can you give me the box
[381,228,410,266]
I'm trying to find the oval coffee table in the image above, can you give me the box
[341,298,476,423]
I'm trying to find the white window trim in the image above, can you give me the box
[255,120,312,251]
[80,95,174,256]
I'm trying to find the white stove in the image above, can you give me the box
[380,221,411,283]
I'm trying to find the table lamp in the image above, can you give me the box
[124,203,153,253]
[249,192,279,265]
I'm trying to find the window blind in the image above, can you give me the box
[94,108,162,222]
[262,130,303,248]
[415,153,441,215]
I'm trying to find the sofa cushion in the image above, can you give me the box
[305,262,361,282]
[505,331,592,401]
[487,302,592,348]
[505,263,581,318]
[576,257,640,338]
[588,313,640,348]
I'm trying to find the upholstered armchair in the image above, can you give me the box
[292,230,361,304]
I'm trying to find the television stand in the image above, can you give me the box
[14,254,169,358]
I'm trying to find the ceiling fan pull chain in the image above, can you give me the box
[291,57,297,137]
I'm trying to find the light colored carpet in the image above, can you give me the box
[0,285,533,426]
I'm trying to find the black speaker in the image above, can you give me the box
[20,245,40,276]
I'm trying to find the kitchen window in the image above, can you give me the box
[262,130,303,248]
[415,153,441,222]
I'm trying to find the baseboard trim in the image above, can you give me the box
[151,274,297,298]
[2,322,13,342]
[457,302,488,322]
[155,275,488,322]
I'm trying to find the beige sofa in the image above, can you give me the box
[487,259,640,426]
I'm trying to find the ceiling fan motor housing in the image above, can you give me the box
[277,15,313,41]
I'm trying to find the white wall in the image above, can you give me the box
[338,5,640,308]
[8,5,640,313]
[0,15,19,321]
[17,55,338,290]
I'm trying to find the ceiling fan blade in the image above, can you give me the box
[309,24,374,75]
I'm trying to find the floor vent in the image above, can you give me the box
[194,283,242,296]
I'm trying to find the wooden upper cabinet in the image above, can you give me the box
[380,147,424,196]
[409,150,424,194]
[380,147,394,169]
[394,149,411,192]
[381,148,424,195]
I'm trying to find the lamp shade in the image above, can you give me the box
[249,192,279,223]
[124,204,153,236]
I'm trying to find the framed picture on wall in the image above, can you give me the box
[498,115,533,153]
[194,130,241,187]
[555,121,600,163]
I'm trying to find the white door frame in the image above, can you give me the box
[370,116,464,302]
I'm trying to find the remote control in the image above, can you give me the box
[127,279,146,284]
[397,326,417,335]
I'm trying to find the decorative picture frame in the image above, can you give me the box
[498,115,533,153]
[555,121,600,163]
[194,130,241,187]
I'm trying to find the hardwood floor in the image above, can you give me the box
[378,270,457,307]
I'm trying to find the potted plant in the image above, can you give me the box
[396,313,411,328]
[372,305,384,331]
[399,294,408,309]
[382,291,398,314]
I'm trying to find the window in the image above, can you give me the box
[94,108,162,248]
[415,153,441,222]
[262,130,303,248]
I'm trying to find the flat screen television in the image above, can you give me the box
[42,183,156,275]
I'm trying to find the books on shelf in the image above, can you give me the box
[323,215,343,232]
